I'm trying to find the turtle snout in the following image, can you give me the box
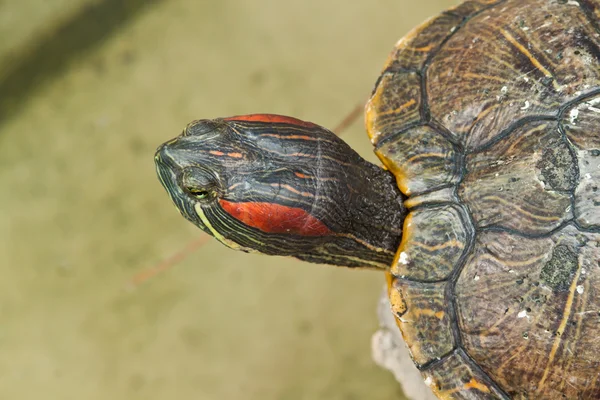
[155,139,183,192]
[155,135,178,164]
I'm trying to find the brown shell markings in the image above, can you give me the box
[459,119,576,235]
[456,227,600,398]
[365,0,600,398]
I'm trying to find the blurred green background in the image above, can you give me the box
[0,0,457,399]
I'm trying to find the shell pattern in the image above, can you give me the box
[365,1,600,398]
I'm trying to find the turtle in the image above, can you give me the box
[154,0,600,398]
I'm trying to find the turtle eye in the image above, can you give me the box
[181,166,221,201]
[186,187,211,199]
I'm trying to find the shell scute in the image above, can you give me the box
[421,350,506,399]
[391,205,469,281]
[427,0,600,150]
[383,1,502,73]
[389,278,454,366]
[367,1,504,146]
[455,228,600,399]
[366,71,421,144]
[375,124,459,195]
[458,120,574,234]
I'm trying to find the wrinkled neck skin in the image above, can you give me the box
[155,114,406,269]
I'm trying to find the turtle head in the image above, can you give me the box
[155,114,405,269]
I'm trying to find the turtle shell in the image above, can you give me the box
[365,0,600,398]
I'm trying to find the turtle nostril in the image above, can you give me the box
[154,144,165,164]
[155,134,184,163]
[155,142,168,164]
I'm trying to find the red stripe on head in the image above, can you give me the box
[219,199,331,236]
[224,114,318,129]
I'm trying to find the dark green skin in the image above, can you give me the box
[155,114,406,269]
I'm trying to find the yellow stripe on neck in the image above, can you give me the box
[194,203,241,250]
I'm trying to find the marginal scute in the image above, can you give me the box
[562,95,600,228]
[459,120,573,234]
[389,278,454,366]
[368,0,504,147]
[421,351,506,399]
[455,228,600,399]
[383,1,501,72]
[375,125,459,196]
[383,13,461,72]
[366,71,421,144]
[391,205,468,281]
[427,1,600,149]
